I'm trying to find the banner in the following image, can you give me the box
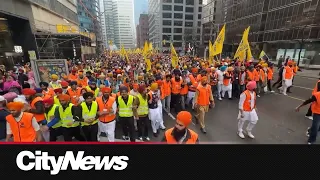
[211,24,226,56]
[34,59,69,83]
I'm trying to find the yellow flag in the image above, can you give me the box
[247,43,253,61]
[212,24,226,56]
[149,42,153,51]
[259,50,266,59]
[208,40,214,65]
[146,59,151,71]
[108,40,113,46]
[170,43,178,67]
[234,27,250,61]
[143,41,149,58]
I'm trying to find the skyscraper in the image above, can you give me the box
[100,0,136,49]
[148,0,203,53]
[136,14,149,48]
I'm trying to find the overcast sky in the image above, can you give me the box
[134,0,148,25]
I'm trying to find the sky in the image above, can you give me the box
[134,0,148,25]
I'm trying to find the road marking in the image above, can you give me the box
[274,92,304,102]
[293,85,313,90]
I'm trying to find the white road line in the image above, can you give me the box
[274,92,304,102]
[292,85,313,90]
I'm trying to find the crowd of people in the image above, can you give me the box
[0,51,303,143]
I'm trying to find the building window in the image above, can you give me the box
[163,13,172,18]
[163,0,172,3]
[174,28,182,33]
[174,13,183,19]
[185,22,193,27]
[174,35,182,40]
[185,14,194,20]
[174,5,183,11]
[185,7,194,12]
[186,0,194,5]
[173,42,182,47]
[198,7,202,12]
[197,21,201,26]
[199,0,203,4]
[163,35,171,40]
[198,14,201,19]
[174,21,183,26]
[174,0,183,3]
[163,28,172,33]
[197,28,201,33]
[80,23,83,27]
[163,20,172,26]
[162,5,172,11]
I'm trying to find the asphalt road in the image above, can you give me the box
[113,73,319,144]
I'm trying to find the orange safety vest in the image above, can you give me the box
[312,92,320,114]
[284,66,293,80]
[243,90,256,112]
[180,80,189,95]
[246,70,254,82]
[171,78,182,94]
[165,127,198,144]
[267,67,273,80]
[223,72,231,86]
[312,80,320,95]
[6,112,36,142]
[67,88,82,105]
[68,74,78,81]
[42,88,55,100]
[196,84,211,106]
[259,69,266,82]
[77,77,88,87]
[30,97,46,122]
[188,74,198,91]
[162,80,171,97]
[96,96,116,123]
[253,69,259,82]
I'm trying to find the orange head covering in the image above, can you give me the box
[58,94,71,101]
[43,98,54,106]
[61,81,69,87]
[176,111,192,127]
[22,88,36,96]
[287,60,293,66]
[54,88,63,94]
[201,77,207,83]
[133,83,139,90]
[101,87,111,93]
[7,102,24,111]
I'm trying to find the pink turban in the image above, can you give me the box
[246,81,257,91]
[3,92,18,102]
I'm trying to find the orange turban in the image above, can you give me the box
[201,77,207,83]
[54,88,63,94]
[7,102,24,111]
[60,81,69,87]
[43,98,54,105]
[176,111,192,127]
[58,94,71,101]
[22,88,36,96]
[287,61,293,66]
[133,83,139,90]
[101,87,111,93]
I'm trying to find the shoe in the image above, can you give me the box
[306,130,310,137]
[247,131,255,139]
[144,137,150,141]
[257,95,261,98]
[160,126,166,130]
[271,91,275,93]
[153,133,158,137]
[305,116,313,120]
[228,98,232,100]
[122,135,129,140]
[138,137,143,141]
[283,93,287,96]
[238,131,245,139]
[200,128,207,134]
[218,98,222,101]
[308,142,312,145]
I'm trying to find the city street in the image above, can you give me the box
[115,72,319,144]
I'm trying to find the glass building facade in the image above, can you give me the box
[77,0,95,32]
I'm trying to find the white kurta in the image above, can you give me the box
[238,91,259,124]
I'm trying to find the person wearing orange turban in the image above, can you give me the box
[163,111,199,144]
[194,73,214,134]
[237,81,258,139]
[6,102,42,142]
[281,60,294,95]
[129,83,139,96]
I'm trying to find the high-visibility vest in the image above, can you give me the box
[53,96,61,106]
[118,95,134,117]
[267,67,273,80]
[49,82,62,89]
[6,112,36,142]
[30,97,46,122]
[196,84,211,106]
[243,90,256,112]
[253,69,259,81]
[60,103,78,128]
[223,72,231,86]
[312,80,320,95]
[312,92,320,114]
[284,66,293,80]
[81,101,98,126]
[137,93,148,116]
[246,71,254,82]
[86,86,100,97]
[96,96,116,123]
[164,127,198,144]
[171,78,182,94]
[44,104,61,129]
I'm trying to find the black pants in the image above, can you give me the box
[62,127,85,141]
[49,127,63,141]
[137,116,149,137]
[240,85,245,94]
[232,83,240,98]
[287,77,294,92]
[267,80,272,91]
[306,105,312,116]
[272,77,282,88]
[171,93,181,113]
[81,123,98,141]
[119,117,136,142]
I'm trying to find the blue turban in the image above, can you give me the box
[34,88,42,93]
[220,66,227,72]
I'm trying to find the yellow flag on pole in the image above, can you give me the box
[146,58,151,71]
[259,50,266,59]
[234,26,250,61]
[247,43,253,61]
[170,43,179,67]
[212,24,226,56]
[208,40,214,65]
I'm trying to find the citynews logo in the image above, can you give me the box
[16,151,129,175]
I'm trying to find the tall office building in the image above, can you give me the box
[100,0,136,49]
[136,14,149,48]
[148,0,203,52]
[202,0,320,63]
